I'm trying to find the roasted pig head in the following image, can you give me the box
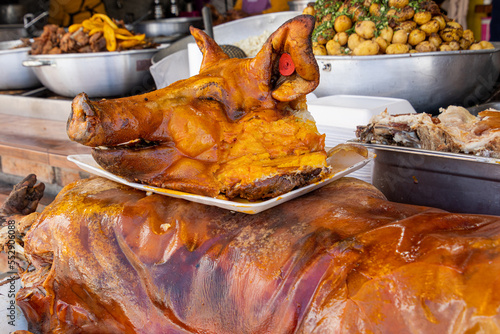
[67,15,328,200]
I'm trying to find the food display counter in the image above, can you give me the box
[0,3,499,334]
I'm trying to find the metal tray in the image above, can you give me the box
[360,143,500,216]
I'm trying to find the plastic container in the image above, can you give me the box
[307,95,416,183]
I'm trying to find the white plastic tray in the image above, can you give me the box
[68,153,372,214]
[308,94,416,130]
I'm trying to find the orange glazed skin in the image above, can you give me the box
[67,15,328,200]
[14,176,500,333]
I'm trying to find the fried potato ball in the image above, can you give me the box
[369,3,382,16]
[392,29,409,44]
[415,40,437,52]
[317,28,335,44]
[388,0,409,9]
[380,26,394,43]
[469,43,482,50]
[439,44,453,51]
[428,32,442,48]
[326,40,342,55]
[433,15,446,30]
[350,6,367,22]
[313,43,327,55]
[420,19,440,35]
[413,11,432,25]
[388,6,415,22]
[459,38,472,50]
[462,29,475,42]
[408,29,426,46]
[347,33,365,50]
[386,43,410,54]
[440,28,462,43]
[448,41,460,51]
[353,40,380,55]
[374,36,389,53]
[480,41,495,49]
[397,20,417,33]
[334,15,353,33]
[355,20,377,39]
[446,21,463,30]
[303,6,315,16]
[334,32,349,46]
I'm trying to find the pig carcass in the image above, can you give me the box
[12,176,500,334]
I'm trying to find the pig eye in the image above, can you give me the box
[195,80,244,122]
[196,81,227,104]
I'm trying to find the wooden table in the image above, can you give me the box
[0,95,91,208]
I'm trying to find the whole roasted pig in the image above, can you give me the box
[10,176,500,333]
[67,15,329,201]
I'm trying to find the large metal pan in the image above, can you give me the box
[315,44,500,114]
[0,39,40,90]
[23,48,159,98]
[0,24,28,42]
[361,143,500,216]
[132,17,203,38]
[0,4,26,24]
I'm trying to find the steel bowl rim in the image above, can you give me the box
[0,39,29,52]
[26,47,159,60]
[0,45,30,54]
[315,45,500,61]
[135,16,203,26]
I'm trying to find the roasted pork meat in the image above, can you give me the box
[356,106,500,158]
[67,15,329,200]
[11,176,500,333]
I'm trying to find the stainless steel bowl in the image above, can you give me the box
[132,17,203,37]
[288,0,313,11]
[0,39,40,90]
[23,48,159,98]
[0,24,27,41]
[315,45,500,114]
[363,143,500,216]
[0,4,26,24]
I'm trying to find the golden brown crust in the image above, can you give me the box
[16,177,500,333]
[67,16,326,200]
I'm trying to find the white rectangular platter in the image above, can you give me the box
[68,153,372,214]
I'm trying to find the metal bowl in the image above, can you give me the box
[315,44,500,114]
[0,4,26,24]
[0,39,40,90]
[0,24,28,41]
[23,48,159,98]
[132,17,203,38]
[362,143,500,216]
[288,0,313,11]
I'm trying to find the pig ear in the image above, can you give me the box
[190,26,230,71]
[250,15,319,102]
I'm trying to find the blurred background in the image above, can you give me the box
[0,0,496,42]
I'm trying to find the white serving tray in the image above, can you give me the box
[68,152,372,214]
[307,94,416,130]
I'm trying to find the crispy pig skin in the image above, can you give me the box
[66,15,325,200]
[17,177,500,334]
